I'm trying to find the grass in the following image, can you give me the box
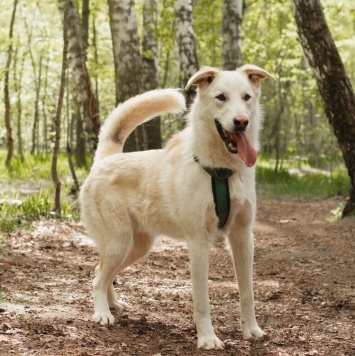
[0,291,6,303]
[0,191,52,232]
[256,158,350,200]
[12,295,32,304]
[0,151,88,233]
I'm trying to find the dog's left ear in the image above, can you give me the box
[237,64,276,87]
[185,66,220,91]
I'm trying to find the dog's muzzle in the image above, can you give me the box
[215,119,238,154]
[214,119,257,167]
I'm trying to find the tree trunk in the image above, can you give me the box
[67,118,80,194]
[108,0,143,152]
[74,108,86,165]
[42,52,50,154]
[142,0,161,149]
[291,0,355,217]
[58,0,100,164]
[174,0,199,107]
[52,1,69,216]
[13,42,24,161]
[30,52,43,155]
[92,12,100,115]
[81,0,90,49]
[222,0,243,70]
[66,70,80,194]
[4,0,18,166]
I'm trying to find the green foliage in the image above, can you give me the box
[0,151,84,233]
[157,0,179,88]
[0,191,78,232]
[256,159,350,200]
[1,0,354,163]
[193,0,223,68]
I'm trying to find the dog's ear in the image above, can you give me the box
[185,66,220,91]
[237,64,276,87]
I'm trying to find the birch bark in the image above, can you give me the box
[108,0,143,151]
[222,0,243,70]
[174,0,199,107]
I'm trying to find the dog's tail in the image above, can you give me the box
[94,89,186,162]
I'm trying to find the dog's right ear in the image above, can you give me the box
[185,66,220,91]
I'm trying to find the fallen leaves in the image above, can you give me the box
[0,199,354,355]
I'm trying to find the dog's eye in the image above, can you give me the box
[216,94,226,101]
[243,93,251,101]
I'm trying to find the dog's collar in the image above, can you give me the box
[193,156,235,179]
[193,156,235,229]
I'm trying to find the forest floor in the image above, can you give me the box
[0,198,354,355]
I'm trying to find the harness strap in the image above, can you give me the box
[212,175,231,229]
[193,156,235,229]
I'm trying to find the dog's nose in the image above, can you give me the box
[234,116,249,131]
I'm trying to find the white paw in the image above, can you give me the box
[109,299,130,311]
[242,323,265,340]
[93,311,115,326]
[197,335,224,350]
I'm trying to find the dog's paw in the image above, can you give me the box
[197,335,224,350]
[93,311,115,326]
[109,299,130,311]
[242,323,265,340]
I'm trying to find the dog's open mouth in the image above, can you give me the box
[215,119,257,167]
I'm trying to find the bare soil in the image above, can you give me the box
[0,198,354,355]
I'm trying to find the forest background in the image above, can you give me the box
[0,0,355,229]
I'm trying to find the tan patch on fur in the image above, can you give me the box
[111,169,141,193]
[118,232,154,272]
[165,134,183,151]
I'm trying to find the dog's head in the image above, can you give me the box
[185,65,275,167]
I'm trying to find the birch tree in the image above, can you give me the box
[291,0,355,217]
[142,0,161,149]
[109,0,142,104]
[222,0,243,69]
[4,0,18,165]
[108,0,144,152]
[174,0,199,107]
[58,0,100,165]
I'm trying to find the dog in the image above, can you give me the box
[80,64,275,350]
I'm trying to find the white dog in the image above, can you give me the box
[80,64,275,350]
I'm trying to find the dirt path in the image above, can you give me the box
[1,199,354,355]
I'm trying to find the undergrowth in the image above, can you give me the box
[256,159,350,200]
[0,152,87,233]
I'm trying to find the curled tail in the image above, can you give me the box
[94,89,186,162]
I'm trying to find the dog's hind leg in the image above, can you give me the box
[107,232,155,311]
[92,232,133,326]
[228,210,265,340]
[187,240,224,350]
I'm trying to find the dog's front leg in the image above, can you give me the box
[187,241,224,350]
[228,227,265,340]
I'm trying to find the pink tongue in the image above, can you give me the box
[234,132,257,167]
